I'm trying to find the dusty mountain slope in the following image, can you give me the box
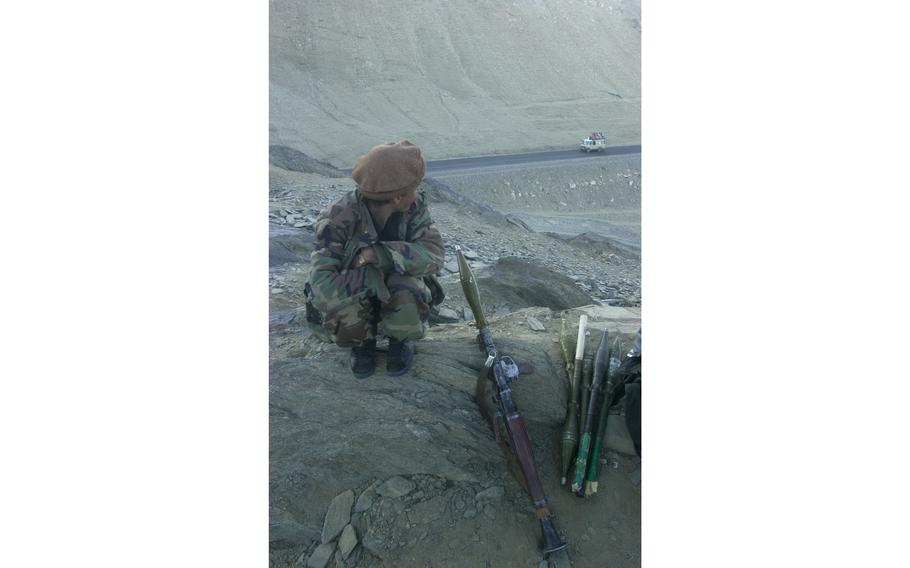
[270,0,641,165]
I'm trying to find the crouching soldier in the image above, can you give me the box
[304,140,445,378]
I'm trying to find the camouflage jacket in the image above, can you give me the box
[308,189,444,316]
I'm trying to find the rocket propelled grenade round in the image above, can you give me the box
[455,245,488,331]
[560,314,587,484]
[585,335,623,495]
[577,348,594,460]
[574,315,588,362]
[572,328,610,494]
[558,316,576,386]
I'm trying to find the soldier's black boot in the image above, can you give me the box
[350,339,377,379]
[386,339,415,377]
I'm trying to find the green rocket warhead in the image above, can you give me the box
[455,246,488,330]
[578,346,595,457]
[558,316,576,386]
[571,328,610,494]
[585,335,623,496]
[560,314,587,485]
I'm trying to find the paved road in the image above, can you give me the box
[340,144,641,175]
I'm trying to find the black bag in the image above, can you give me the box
[623,382,641,457]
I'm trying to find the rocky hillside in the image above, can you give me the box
[269,161,640,317]
[269,156,642,568]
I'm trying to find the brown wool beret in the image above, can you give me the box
[352,140,426,201]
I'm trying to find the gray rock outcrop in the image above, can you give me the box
[338,524,358,560]
[306,542,335,568]
[320,490,355,544]
[375,476,416,499]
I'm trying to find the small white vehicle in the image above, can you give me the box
[579,131,607,152]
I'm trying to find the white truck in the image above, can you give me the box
[579,131,607,152]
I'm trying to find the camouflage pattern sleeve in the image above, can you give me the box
[374,193,444,277]
[308,193,386,312]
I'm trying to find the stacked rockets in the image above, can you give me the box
[559,314,627,497]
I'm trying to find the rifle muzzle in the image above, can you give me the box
[540,515,567,555]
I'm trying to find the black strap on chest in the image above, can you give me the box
[378,211,403,242]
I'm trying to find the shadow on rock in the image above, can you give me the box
[269,144,348,177]
[269,222,315,268]
[478,257,595,311]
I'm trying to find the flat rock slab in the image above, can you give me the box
[321,490,354,544]
[436,306,461,321]
[376,475,416,498]
[306,542,335,568]
[353,491,373,513]
[407,496,447,525]
[474,485,505,502]
[338,524,358,560]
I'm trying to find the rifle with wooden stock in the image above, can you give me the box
[455,246,567,555]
